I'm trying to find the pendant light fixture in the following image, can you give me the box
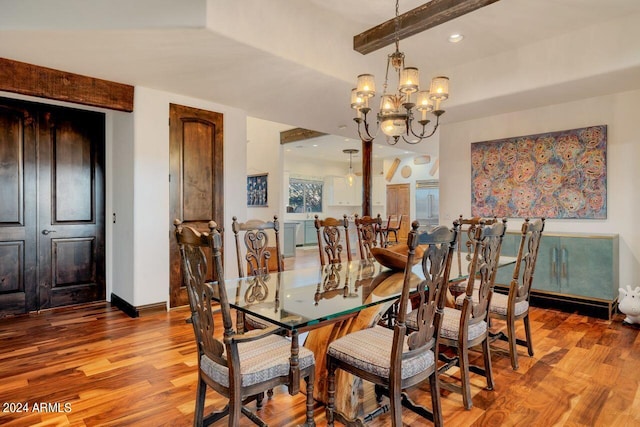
[343,148,359,187]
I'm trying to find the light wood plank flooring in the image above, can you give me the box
[1,247,639,426]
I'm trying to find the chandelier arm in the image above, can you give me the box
[407,114,440,140]
[355,113,376,142]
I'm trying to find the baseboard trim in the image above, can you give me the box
[529,292,616,320]
[110,293,166,318]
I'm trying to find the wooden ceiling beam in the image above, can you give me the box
[0,57,134,112]
[354,0,500,55]
[280,127,326,144]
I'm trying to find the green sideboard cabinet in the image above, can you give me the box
[495,231,619,319]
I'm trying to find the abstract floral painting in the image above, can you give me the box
[471,125,607,219]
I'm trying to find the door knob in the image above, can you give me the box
[41,229,56,235]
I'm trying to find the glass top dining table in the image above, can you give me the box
[213,253,516,399]
[217,254,518,333]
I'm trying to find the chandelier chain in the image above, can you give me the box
[394,0,400,51]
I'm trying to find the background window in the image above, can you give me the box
[288,178,323,213]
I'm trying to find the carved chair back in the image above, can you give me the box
[458,219,507,325]
[354,213,384,260]
[232,215,283,278]
[314,214,352,266]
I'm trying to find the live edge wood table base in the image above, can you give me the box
[304,302,395,425]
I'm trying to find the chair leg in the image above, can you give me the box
[304,372,316,426]
[326,361,336,427]
[482,337,494,391]
[374,384,385,405]
[429,372,444,427]
[523,314,534,356]
[236,310,245,334]
[194,376,206,426]
[507,315,519,370]
[459,345,472,410]
[389,382,402,427]
[256,392,264,409]
[229,387,242,426]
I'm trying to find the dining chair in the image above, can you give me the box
[381,214,404,244]
[314,214,352,266]
[449,215,499,296]
[232,215,284,278]
[325,221,458,427]
[354,213,384,260]
[438,218,506,410]
[232,215,284,332]
[175,221,316,426]
[488,218,545,370]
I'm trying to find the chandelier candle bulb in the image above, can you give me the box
[356,74,376,97]
[399,67,419,93]
[429,76,449,101]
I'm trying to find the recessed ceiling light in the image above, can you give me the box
[448,33,464,43]
[312,144,318,147]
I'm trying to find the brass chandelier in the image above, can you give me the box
[350,0,450,145]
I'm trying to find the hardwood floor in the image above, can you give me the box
[1,247,639,426]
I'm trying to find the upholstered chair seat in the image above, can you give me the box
[202,334,315,388]
[454,291,529,317]
[327,326,435,380]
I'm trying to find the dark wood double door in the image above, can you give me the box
[0,98,105,317]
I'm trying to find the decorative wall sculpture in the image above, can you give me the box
[471,125,607,219]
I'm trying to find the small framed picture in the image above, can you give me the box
[247,173,268,207]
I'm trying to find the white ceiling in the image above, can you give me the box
[2,0,640,162]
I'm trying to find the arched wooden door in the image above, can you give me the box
[168,104,224,308]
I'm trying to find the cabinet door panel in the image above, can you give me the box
[532,236,560,293]
[494,233,518,286]
[561,237,613,300]
[304,220,318,245]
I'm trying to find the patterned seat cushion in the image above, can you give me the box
[488,292,529,316]
[454,291,529,317]
[440,307,487,341]
[327,326,435,380]
[201,334,314,388]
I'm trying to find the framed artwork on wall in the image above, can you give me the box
[470,125,607,219]
[247,173,268,207]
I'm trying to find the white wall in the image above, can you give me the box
[125,86,247,307]
[110,110,135,303]
[439,89,640,289]
[246,117,289,223]
[383,154,440,222]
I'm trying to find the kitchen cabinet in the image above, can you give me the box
[304,220,318,246]
[325,176,362,207]
[494,231,619,319]
[283,222,297,257]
